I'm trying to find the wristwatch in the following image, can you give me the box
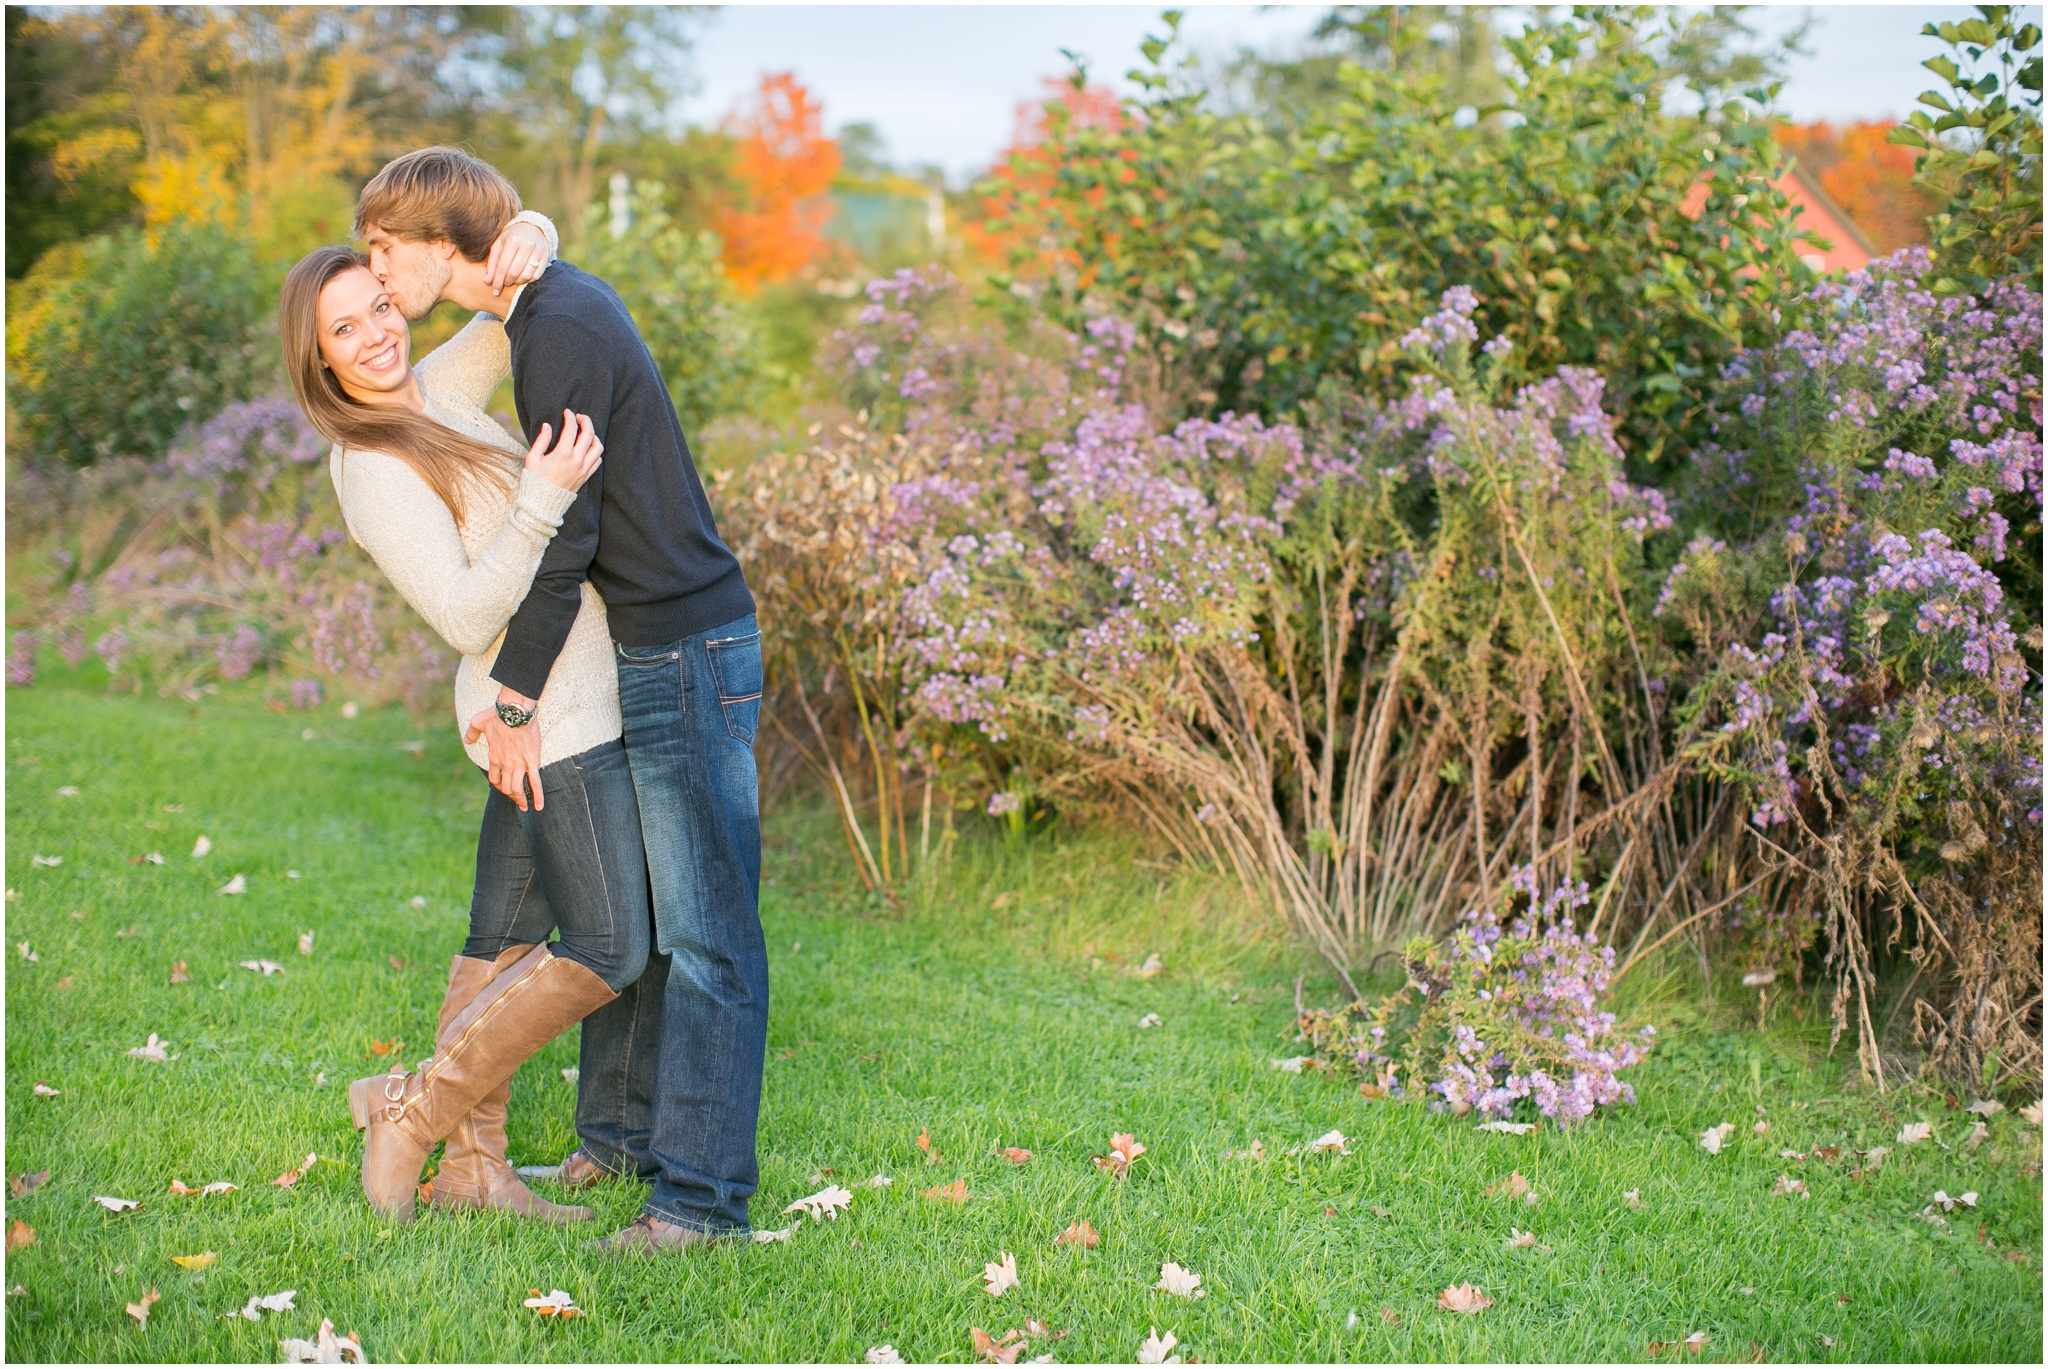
[495,700,536,729]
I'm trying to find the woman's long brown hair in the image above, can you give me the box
[280,246,513,523]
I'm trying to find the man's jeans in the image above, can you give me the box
[573,613,767,1235]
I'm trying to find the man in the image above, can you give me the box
[355,147,768,1253]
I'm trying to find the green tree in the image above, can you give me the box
[1888,4,2043,291]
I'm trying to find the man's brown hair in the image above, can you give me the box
[354,147,520,262]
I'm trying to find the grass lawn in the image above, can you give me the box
[4,677,2042,1363]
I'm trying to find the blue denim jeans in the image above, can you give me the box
[462,738,650,993]
[576,614,767,1235]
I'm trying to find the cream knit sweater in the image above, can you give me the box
[328,257,622,771]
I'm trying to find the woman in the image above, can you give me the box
[280,220,652,1225]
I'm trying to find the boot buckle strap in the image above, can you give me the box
[381,1067,408,1123]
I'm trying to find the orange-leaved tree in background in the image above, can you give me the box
[961,76,1126,274]
[1774,120,1941,254]
[713,72,840,290]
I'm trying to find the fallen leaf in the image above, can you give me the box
[369,1038,403,1057]
[1477,1121,1534,1135]
[239,959,284,976]
[1813,1144,1842,1162]
[93,1195,141,1212]
[866,1347,904,1365]
[921,1179,970,1204]
[1770,1174,1808,1199]
[1965,1099,2003,1118]
[16,943,40,963]
[409,896,427,910]
[171,1252,217,1270]
[1699,1123,1735,1154]
[1779,1149,1808,1161]
[191,836,211,858]
[999,1147,1034,1165]
[286,870,300,879]
[278,1317,367,1363]
[1862,1145,1892,1172]
[1752,1120,1771,1137]
[298,932,315,956]
[1093,1132,1147,1179]
[1898,1121,1934,1145]
[170,962,189,984]
[57,973,74,987]
[1222,1140,1267,1161]
[1437,1283,1492,1313]
[917,1126,940,1164]
[9,1170,50,1198]
[1023,1318,1067,1341]
[125,1286,161,1327]
[217,874,246,896]
[1965,1120,1990,1148]
[1134,953,1165,978]
[1054,1219,1100,1249]
[1378,1307,1400,1326]
[1646,1331,1712,1356]
[523,1288,582,1318]
[784,1183,854,1222]
[983,1250,1021,1297]
[1927,1189,1978,1212]
[863,1174,894,1189]
[1622,1188,1642,1208]
[751,1225,796,1243]
[30,855,61,868]
[1136,1327,1181,1364]
[388,956,407,970]
[1154,1262,1206,1298]
[971,1325,1027,1364]
[1307,1129,1352,1155]
[144,852,165,865]
[1486,1171,1531,1201]
[2020,1101,2041,1127]
[1137,1012,1163,1029]
[1505,1228,1537,1249]
[1370,1204,1392,1219]
[5,1221,33,1252]
[56,785,79,797]
[32,1082,59,1097]
[1271,1056,1314,1073]
[126,1033,177,1062]
[1741,969,1776,987]
[1815,1334,1836,1348]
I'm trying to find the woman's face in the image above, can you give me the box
[315,266,413,404]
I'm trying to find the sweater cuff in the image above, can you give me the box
[509,210,559,261]
[509,468,579,537]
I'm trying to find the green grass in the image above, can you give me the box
[4,678,2041,1363]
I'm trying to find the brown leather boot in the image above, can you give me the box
[427,949,594,1224]
[349,945,616,1222]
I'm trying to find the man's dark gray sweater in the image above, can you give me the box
[491,262,754,700]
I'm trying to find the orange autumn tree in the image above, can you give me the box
[962,76,1126,273]
[713,72,840,290]
[1774,120,1942,254]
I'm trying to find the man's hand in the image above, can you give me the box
[465,687,545,811]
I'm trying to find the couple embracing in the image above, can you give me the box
[279,147,766,1253]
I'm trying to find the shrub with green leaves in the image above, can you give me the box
[6,219,269,467]
[575,179,759,435]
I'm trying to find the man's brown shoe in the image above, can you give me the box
[554,1149,616,1190]
[591,1212,721,1255]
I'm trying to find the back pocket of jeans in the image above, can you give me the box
[706,632,762,744]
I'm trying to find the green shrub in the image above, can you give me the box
[7,219,269,467]
[574,180,758,434]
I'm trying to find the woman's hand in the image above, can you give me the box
[484,220,549,296]
[524,409,603,493]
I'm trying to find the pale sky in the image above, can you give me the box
[679,3,2031,181]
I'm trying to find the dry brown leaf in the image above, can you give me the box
[279,1317,367,1364]
[126,1034,176,1063]
[1022,1318,1067,1341]
[1646,1331,1713,1356]
[1377,1307,1400,1325]
[1136,1327,1180,1364]
[999,1147,1033,1165]
[1486,1171,1531,1201]
[2020,1101,2042,1127]
[1154,1262,1205,1298]
[9,1171,50,1198]
[170,962,190,984]
[1699,1123,1735,1154]
[982,1251,1020,1297]
[1436,1283,1492,1313]
[171,1252,217,1270]
[1134,953,1165,978]
[1622,1188,1642,1208]
[125,1286,161,1328]
[1812,1144,1843,1163]
[1897,1121,1934,1145]
[523,1288,582,1318]
[921,1178,970,1204]
[369,1038,404,1057]
[32,1082,58,1097]
[93,1195,141,1212]
[1054,1219,1100,1249]
[5,1220,34,1252]
[1770,1174,1809,1199]
[970,1325,1027,1364]
[865,1346,904,1364]
[917,1126,941,1164]
[783,1183,853,1222]
[1093,1132,1147,1180]
[388,956,407,971]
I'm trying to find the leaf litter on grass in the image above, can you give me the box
[982,1251,1020,1297]
[1093,1132,1146,1179]
[1437,1283,1492,1313]
[524,1289,583,1318]
[1154,1262,1205,1297]
[1055,1219,1100,1248]
[279,1318,368,1364]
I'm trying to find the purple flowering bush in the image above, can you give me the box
[1663,250,2042,1085]
[1300,871,1654,1127]
[7,397,453,716]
